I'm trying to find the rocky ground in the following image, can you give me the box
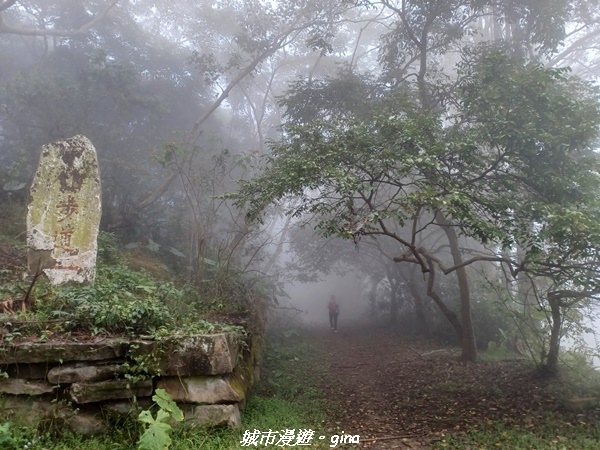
[307,325,598,449]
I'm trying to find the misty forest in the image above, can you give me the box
[1,0,600,449]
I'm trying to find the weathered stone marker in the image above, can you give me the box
[27,135,101,284]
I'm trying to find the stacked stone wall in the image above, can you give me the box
[0,332,259,435]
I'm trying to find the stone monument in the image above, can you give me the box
[27,135,101,284]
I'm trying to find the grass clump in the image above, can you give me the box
[435,416,600,449]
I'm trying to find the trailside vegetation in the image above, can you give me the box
[235,47,600,372]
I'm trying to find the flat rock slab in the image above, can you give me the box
[180,403,241,428]
[132,333,239,376]
[0,378,56,395]
[69,379,153,404]
[164,333,239,375]
[157,375,244,404]
[48,360,126,384]
[0,334,239,369]
[0,339,126,364]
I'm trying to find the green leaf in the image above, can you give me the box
[137,420,172,450]
[136,284,157,294]
[155,408,172,424]
[137,408,174,450]
[153,389,184,422]
[138,410,155,425]
[0,421,17,449]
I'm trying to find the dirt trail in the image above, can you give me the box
[308,325,562,449]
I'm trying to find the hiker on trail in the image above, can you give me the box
[328,295,339,332]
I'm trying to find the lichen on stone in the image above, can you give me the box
[26,135,102,285]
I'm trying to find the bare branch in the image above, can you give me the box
[549,289,600,308]
[357,189,430,272]
[273,305,306,314]
[393,243,522,278]
[437,254,517,276]
[548,26,600,68]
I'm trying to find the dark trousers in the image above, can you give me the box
[329,312,338,330]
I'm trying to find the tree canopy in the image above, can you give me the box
[2,0,600,372]
[236,45,600,367]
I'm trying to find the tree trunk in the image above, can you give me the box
[262,215,293,273]
[389,278,399,326]
[437,214,478,361]
[408,272,428,335]
[542,295,562,377]
[423,255,463,341]
[386,266,400,326]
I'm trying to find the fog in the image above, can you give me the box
[1,0,600,375]
[286,271,368,328]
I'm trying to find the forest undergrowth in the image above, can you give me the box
[306,324,600,450]
[0,225,338,449]
[1,225,599,450]
[2,311,600,449]
[0,315,339,449]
